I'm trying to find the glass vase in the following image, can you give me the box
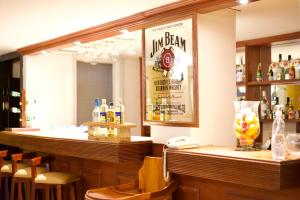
[233,101,260,151]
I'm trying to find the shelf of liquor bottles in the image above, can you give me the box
[248,79,300,86]
[261,119,300,123]
[236,32,300,138]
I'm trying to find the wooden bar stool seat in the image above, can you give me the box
[85,156,177,200]
[1,162,29,173]
[34,172,80,185]
[30,156,81,200]
[14,166,47,178]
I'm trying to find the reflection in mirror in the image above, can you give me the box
[271,84,300,114]
[23,30,143,135]
[237,86,246,101]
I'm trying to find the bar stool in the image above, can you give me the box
[0,149,28,200]
[30,156,81,200]
[10,152,45,200]
[85,156,177,200]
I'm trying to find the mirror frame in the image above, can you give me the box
[141,14,199,127]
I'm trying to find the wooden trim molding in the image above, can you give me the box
[17,0,243,55]
[236,31,300,48]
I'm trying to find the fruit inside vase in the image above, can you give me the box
[234,106,260,149]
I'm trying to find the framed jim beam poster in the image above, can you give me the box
[142,17,199,127]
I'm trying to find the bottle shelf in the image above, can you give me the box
[261,119,300,123]
[236,82,246,87]
[83,121,136,143]
[247,79,300,86]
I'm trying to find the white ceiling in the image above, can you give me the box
[1,0,300,56]
[236,0,300,41]
[0,0,178,55]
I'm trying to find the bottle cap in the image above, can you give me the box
[102,99,106,104]
[95,98,100,107]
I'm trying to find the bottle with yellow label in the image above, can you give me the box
[107,102,116,136]
[153,98,160,121]
[115,99,125,124]
[99,99,108,136]
[160,98,169,121]
[146,98,153,120]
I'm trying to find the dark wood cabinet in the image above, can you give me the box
[0,52,23,130]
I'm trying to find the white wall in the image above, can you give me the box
[114,57,141,135]
[152,10,237,147]
[24,54,76,128]
[271,42,300,61]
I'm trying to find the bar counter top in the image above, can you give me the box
[166,146,300,191]
[0,130,152,163]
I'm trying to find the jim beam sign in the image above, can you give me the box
[145,19,194,122]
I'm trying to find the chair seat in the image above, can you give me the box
[14,167,47,178]
[0,161,29,173]
[85,187,140,200]
[34,172,80,185]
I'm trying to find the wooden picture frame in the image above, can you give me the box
[142,15,199,127]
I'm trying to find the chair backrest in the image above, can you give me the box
[138,156,167,193]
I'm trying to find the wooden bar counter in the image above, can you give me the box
[0,130,152,197]
[167,146,300,200]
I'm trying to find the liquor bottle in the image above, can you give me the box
[267,63,273,81]
[284,97,290,119]
[146,98,153,120]
[236,64,241,82]
[295,59,300,79]
[284,56,290,80]
[276,54,284,80]
[92,98,101,136]
[92,98,101,122]
[260,90,271,119]
[99,99,108,135]
[160,98,169,121]
[241,56,245,82]
[256,62,262,82]
[115,99,125,124]
[295,104,300,120]
[153,98,160,121]
[272,105,286,160]
[107,102,116,136]
[288,98,295,119]
[288,55,295,79]
[272,97,279,119]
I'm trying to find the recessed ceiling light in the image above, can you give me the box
[73,41,81,45]
[239,0,249,5]
[40,50,47,54]
[120,29,129,34]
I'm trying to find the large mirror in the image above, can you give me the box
[23,30,143,135]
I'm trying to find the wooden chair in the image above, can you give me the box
[10,152,43,200]
[29,156,81,200]
[85,156,178,200]
[0,149,28,200]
